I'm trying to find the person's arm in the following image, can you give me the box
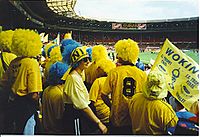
[81,106,107,134]
[101,93,111,108]
[89,79,99,114]
[89,101,96,114]
[101,71,113,109]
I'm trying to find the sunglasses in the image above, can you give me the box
[82,57,90,62]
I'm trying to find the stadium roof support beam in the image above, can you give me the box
[46,0,79,18]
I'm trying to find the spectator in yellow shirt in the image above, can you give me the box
[89,58,116,126]
[128,70,178,135]
[0,29,43,134]
[85,45,109,91]
[102,39,147,135]
[42,62,68,134]
[0,29,17,133]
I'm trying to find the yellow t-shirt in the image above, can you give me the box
[63,70,90,110]
[128,93,178,135]
[85,62,98,84]
[2,57,43,96]
[89,77,110,124]
[0,52,17,79]
[42,85,65,133]
[102,65,147,127]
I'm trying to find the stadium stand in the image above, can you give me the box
[0,0,198,50]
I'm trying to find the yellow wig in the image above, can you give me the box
[115,38,139,64]
[92,45,108,62]
[96,59,116,74]
[0,30,14,51]
[11,29,42,57]
[64,31,72,39]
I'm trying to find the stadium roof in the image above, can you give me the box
[46,0,79,18]
[12,0,199,23]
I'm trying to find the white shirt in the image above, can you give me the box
[63,70,90,109]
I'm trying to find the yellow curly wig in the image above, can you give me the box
[64,32,72,39]
[0,30,14,51]
[49,46,62,63]
[11,29,42,57]
[92,45,108,62]
[96,59,116,74]
[114,38,139,64]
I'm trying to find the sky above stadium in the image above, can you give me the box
[74,0,199,22]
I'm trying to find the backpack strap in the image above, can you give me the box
[0,52,8,71]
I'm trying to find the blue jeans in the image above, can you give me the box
[23,114,36,135]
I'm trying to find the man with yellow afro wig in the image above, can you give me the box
[101,38,147,135]
[89,58,116,127]
[0,29,17,133]
[84,45,109,91]
[0,29,43,135]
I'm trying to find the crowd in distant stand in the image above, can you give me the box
[0,29,198,135]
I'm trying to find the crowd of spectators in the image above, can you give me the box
[0,29,198,135]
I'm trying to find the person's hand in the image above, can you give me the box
[98,121,108,134]
[29,92,39,100]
